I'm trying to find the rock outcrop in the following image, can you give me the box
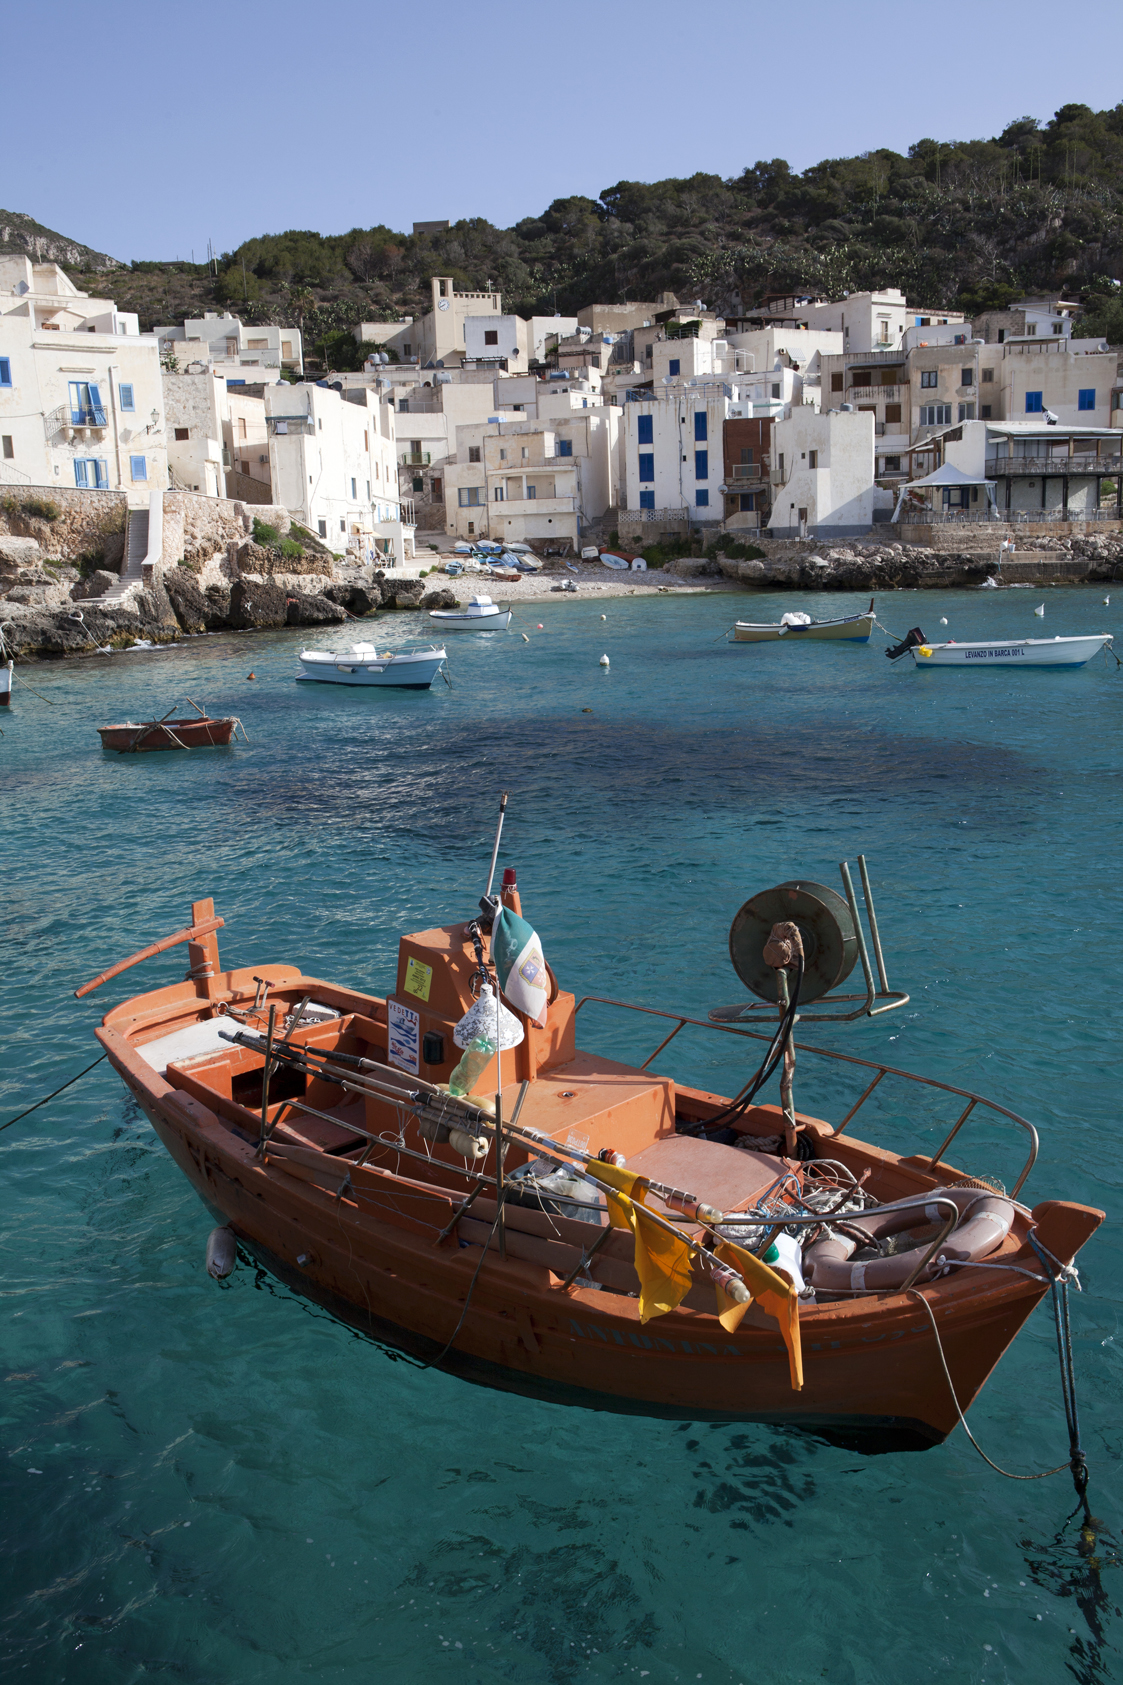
[227,577,288,629]
[420,587,459,609]
[286,592,346,626]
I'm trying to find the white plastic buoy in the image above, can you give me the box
[1034,603,1045,617]
[206,1226,237,1280]
[940,617,948,626]
[1104,596,1111,606]
[600,613,607,621]
[520,632,529,642]
[599,654,610,667]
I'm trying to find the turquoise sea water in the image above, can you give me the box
[2,586,1122,1685]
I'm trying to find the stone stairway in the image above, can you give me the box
[100,505,149,603]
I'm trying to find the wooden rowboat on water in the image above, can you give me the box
[733,598,876,643]
[98,703,246,753]
[81,850,1101,1452]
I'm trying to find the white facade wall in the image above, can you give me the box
[804,290,963,353]
[464,314,528,370]
[623,389,739,522]
[265,384,405,561]
[0,259,167,503]
[443,410,620,545]
[767,409,875,536]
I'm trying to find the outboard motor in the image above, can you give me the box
[885,627,927,661]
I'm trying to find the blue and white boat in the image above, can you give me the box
[908,633,1112,668]
[296,641,447,688]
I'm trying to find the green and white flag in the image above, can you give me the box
[491,906,550,1027]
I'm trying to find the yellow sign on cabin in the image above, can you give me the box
[404,957,434,1002]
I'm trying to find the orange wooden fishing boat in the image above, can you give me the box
[82,863,1102,1451]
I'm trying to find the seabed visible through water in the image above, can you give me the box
[2,586,1122,1684]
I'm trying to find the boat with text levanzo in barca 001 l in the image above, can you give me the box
[732,599,875,644]
[80,830,1101,1453]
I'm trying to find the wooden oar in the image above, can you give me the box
[75,913,224,997]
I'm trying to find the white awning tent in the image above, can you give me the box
[891,461,999,522]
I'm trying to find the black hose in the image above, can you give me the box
[693,955,804,1136]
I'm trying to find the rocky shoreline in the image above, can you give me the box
[0,539,459,661]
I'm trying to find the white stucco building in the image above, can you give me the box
[264,383,411,563]
[622,384,751,525]
[163,369,273,501]
[358,278,505,368]
[444,408,621,547]
[154,313,303,376]
[766,408,876,538]
[0,256,167,502]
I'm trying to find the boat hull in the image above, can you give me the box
[733,614,874,643]
[296,650,446,687]
[97,972,1099,1450]
[98,717,237,752]
[910,634,1111,668]
[428,609,512,631]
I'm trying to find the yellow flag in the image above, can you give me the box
[603,1188,695,1323]
[715,1239,804,1391]
[714,1278,752,1333]
[583,1158,648,1232]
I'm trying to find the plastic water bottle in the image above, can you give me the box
[448,1035,495,1097]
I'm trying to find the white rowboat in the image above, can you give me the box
[428,594,512,631]
[909,634,1112,668]
[296,642,447,688]
[732,599,875,644]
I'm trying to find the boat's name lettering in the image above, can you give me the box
[567,1319,743,1356]
[964,647,1024,659]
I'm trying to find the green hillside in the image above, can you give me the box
[57,102,1123,349]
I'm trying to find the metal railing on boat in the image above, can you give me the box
[571,994,1039,1198]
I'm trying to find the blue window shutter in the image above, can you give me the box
[638,452,654,483]
[695,450,708,479]
[130,454,147,481]
[637,415,653,445]
[694,411,707,441]
[1078,389,1095,411]
[669,359,680,376]
[640,490,655,509]
[74,460,88,488]
[96,460,109,488]
[0,357,11,386]
[695,489,709,507]
[119,383,134,411]
[1025,391,1043,413]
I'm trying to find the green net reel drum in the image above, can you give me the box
[728,880,859,1004]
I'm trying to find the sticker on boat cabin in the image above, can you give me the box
[403,957,434,1002]
[387,999,420,1073]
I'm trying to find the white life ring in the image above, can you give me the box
[802,1187,1013,1293]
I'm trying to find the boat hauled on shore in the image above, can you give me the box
[81,838,1101,1452]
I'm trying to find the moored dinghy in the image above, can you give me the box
[296,641,447,688]
[733,599,875,643]
[428,594,512,631]
[82,843,1102,1451]
[890,631,1114,668]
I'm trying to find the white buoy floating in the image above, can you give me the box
[599,654,610,667]
[1034,603,1045,617]
[940,617,948,625]
[521,632,529,642]
[600,613,607,621]
[1104,596,1111,606]
[206,1226,237,1280]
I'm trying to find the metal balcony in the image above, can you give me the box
[729,464,763,480]
[400,450,431,467]
[70,405,107,426]
[986,454,1122,476]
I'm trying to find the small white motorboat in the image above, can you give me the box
[428,594,512,631]
[296,642,447,688]
[905,633,1112,668]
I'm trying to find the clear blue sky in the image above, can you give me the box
[5,0,1122,262]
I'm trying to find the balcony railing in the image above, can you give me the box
[70,405,107,426]
[400,450,431,466]
[846,383,908,403]
[729,464,763,480]
[987,455,1122,476]
[899,505,1120,524]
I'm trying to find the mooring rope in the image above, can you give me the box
[1,1053,108,1134]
